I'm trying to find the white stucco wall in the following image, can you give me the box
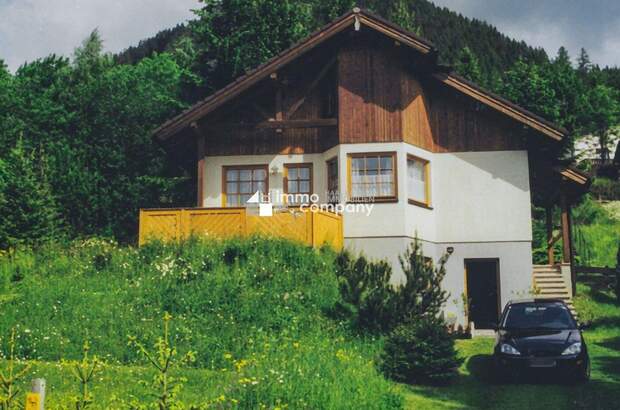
[432,150,533,242]
[200,143,535,327]
[201,146,338,207]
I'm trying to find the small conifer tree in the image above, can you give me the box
[0,138,61,249]
[395,238,450,323]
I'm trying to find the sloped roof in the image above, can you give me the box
[153,8,567,142]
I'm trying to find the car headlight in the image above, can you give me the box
[500,343,521,356]
[562,342,582,356]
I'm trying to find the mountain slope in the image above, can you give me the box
[115,0,548,79]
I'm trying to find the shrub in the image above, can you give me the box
[334,251,395,332]
[380,316,462,385]
[335,238,450,333]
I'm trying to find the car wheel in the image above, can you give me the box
[576,359,591,383]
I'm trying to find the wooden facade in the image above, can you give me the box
[186,30,532,158]
[337,35,528,152]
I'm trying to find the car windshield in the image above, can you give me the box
[501,303,576,330]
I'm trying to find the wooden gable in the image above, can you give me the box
[155,8,566,158]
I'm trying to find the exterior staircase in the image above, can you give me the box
[532,264,577,317]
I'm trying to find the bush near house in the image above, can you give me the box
[335,238,451,334]
[380,316,462,385]
[336,238,460,384]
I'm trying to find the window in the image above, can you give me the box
[326,157,339,204]
[348,152,397,202]
[407,155,430,208]
[223,165,268,207]
[284,163,313,204]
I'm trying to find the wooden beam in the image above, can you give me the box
[560,192,576,295]
[207,118,337,131]
[546,206,555,265]
[560,194,572,265]
[357,15,432,53]
[286,56,337,118]
[275,86,283,121]
[191,122,206,207]
[251,103,271,120]
[433,73,565,141]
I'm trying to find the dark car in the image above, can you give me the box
[493,299,590,382]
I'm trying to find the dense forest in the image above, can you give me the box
[0,0,619,247]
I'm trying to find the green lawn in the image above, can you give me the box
[401,274,620,410]
[11,273,617,410]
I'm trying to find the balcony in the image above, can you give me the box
[138,207,343,249]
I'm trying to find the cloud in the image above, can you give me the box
[429,0,620,67]
[0,0,197,72]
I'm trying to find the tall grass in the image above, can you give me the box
[0,237,401,408]
[573,196,620,267]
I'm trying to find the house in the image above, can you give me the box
[150,9,589,329]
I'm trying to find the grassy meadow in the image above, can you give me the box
[1,237,619,409]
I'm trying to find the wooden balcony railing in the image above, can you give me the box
[138,207,343,250]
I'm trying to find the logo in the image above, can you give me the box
[247,191,273,216]
[245,190,375,217]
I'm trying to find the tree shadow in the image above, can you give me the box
[596,356,620,380]
[578,273,617,306]
[597,336,620,352]
[590,316,620,329]
[405,353,620,409]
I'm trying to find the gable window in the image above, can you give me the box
[223,165,268,207]
[326,157,339,204]
[407,154,431,208]
[348,152,397,202]
[284,163,313,204]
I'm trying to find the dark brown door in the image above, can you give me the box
[465,259,500,329]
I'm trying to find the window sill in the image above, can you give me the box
[408,199,433,210]
[347,197,399,204]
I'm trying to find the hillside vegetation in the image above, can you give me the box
[1,238,619,409]
[572,197,620,268]
[0,237,400,408]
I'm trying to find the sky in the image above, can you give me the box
[1,0,619,72]
[0,0,197,72]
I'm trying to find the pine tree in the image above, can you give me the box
[192,0,314,90]
[454,46,483,85]
[500,58,560,124]
[577,48,592,76]
[548,47,583,155]
[395,238,450,321]
[0,139,61,249]
[388,0,421,35]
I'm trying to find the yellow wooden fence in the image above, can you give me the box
[138,207,343,249]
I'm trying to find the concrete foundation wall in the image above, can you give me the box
[345,237,534,326]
